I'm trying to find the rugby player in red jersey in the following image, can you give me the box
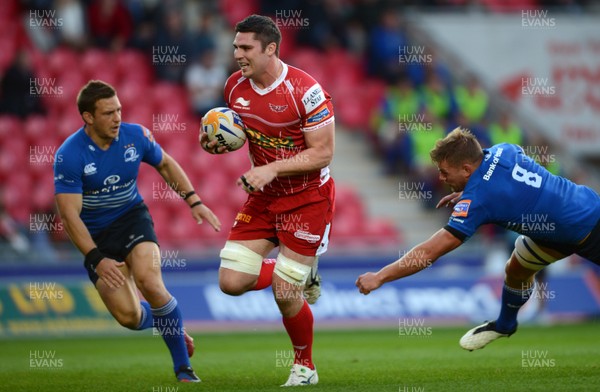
[200,14,335,387]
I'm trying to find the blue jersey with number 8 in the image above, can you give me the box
[446,143,600,244]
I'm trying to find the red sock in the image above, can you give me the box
[253,258,276,290]
[282,300,314,370]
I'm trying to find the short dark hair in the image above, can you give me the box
[430,127,483,167]
[76,80,116,116]
[235,14,281,57]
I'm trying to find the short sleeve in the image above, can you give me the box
[140,126,163,166]
[54,149,83,194]
[300,84,334,132]
[445,197,488,242]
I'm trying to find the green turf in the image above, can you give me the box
[1,323,599,391]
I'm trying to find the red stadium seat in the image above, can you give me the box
[4,173,32,224]
[0,146,19,181]
[219,0,260,27]
[24,115,49,145]
[0,33,17,72]
[117,81,149,110]
[81,49,113,80]
[116,49,153,84]
[127,106,154,127]
[31,174,55,212]
[365,218,401,245]
[334,94,369,130]
[0,116,21,142]
[47,48,79,79]
[57,112,84,140]
[331,186,366,242]
[151,82,188,112]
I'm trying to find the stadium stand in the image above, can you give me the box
[0,0,405,256]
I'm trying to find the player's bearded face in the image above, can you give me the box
[88,96,122,140]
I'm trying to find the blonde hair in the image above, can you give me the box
[430,127,483,167]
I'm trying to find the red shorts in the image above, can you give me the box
[229,178,335,256]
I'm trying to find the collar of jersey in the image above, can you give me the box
[81,126,117,151]
[249,60,288,96]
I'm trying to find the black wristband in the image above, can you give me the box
[190,200,203,208]
[182,190,196,200]
[84,247,104,272]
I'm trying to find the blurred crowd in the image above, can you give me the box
[0,0,589,259]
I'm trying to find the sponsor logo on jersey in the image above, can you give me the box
[269,103,288,113]
[302,84,325,114]
[483,147,503,181]
[103,175,121,185]
[452,200,471,218]
[305,106,331,126]
[83,163,97,176]
[235,213,252,223]
[235,97,251,107]
[246,128,295,149]
[294,230,321,243]
[124,146,139,162]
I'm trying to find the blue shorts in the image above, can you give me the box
[535,218,600,265]
[87,202,159,285]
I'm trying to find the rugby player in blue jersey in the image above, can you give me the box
[356,127,600,350]
[53,80,221,382]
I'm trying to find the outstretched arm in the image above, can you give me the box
[356,228,462,295]
[155,150,221,231]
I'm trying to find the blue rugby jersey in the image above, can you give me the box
[54,122,163,235]
[446,143,600,244]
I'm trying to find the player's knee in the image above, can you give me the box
[135,273,168,303]
[218,277,248,296]
[115,309,140,330]
[511,236,555,280]
[218,241,262,295]
[273,253,310,292]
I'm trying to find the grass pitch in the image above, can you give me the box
[1,322,599,391]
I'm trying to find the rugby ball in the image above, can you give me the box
[201,107,246,151]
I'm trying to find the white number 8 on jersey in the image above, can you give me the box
[512,163,542,188]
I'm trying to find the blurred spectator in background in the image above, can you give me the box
[454,74,489,128]
[367,10,408,82]
[421,72,453,121]
[407,110,447,207]
[0,50,45,118]
[188,12,219,61]
[153,8,194,82]
[294,0,352,51]
[344,16,367,56]
[372,75,421,174]
[489,110,524,146]
[87,0,133,51]
[56,0,87,50]
[126,0,160,51]
[351,0,385,32]
[184,48,227,117]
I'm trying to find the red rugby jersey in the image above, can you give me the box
[224,61,334,196]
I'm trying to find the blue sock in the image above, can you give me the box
[136,302,154,330]
[495,283,533,333]
[152,297,190,372]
